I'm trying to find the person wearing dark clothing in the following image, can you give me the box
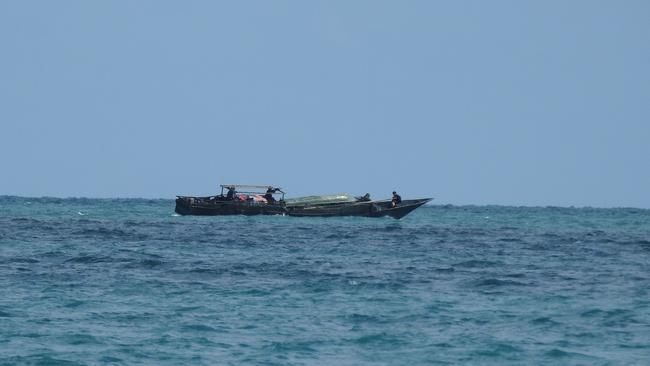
[226,186,236,200]
[264,187,277,204]
[391,191,402,207]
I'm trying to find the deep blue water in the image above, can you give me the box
[1,196,649,365]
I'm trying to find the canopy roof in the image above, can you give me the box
[220,184,279,189]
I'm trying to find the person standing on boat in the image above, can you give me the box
[226,186,236,200]
[264,187,277,204]
[391,191,402,207]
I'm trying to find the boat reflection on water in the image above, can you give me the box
[175,184,431,219]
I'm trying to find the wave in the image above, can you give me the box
[65,255,123,264]
[474,278,529,287]
[454,260,501,268]
[352,333,407,346]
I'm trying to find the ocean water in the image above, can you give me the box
[1,197,649,365]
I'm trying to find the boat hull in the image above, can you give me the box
[285,199,431,219]
[175,197,286,216]
[175,196,431,219]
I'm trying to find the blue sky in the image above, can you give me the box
[2,1,649,207]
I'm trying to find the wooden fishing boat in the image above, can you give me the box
[175,184,431,219]
[175,185,286,216]
[284,198,431,219]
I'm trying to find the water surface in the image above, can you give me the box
[1,197,649,364]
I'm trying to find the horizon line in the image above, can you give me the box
[1,195,648,210]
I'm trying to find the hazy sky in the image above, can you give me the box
[2,1,649,207]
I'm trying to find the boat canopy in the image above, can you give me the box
[220,184,280,189]
[219,184,284,196]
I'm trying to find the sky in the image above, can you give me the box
[1,1,649,207]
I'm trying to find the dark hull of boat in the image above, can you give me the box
[175,197,431,219]
[285,199,431,219]
[175,197,286,216]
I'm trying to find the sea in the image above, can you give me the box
[1,196,649,365]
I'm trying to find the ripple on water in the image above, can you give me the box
[545,348,600,361]
[62,333,103,346]
[6,257,39,264]
[353,333,408,347]
[63,300,85,308]
[530,317,560,326]
[473,278,529,288]
[180,324,218,332]
[472,343,523,358]
[453,260,501,268]
[65,255,119,264]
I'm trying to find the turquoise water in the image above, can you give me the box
[1,197,649,365]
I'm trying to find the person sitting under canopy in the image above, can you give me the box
[226,186,236,200]
[264,186,279,204]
